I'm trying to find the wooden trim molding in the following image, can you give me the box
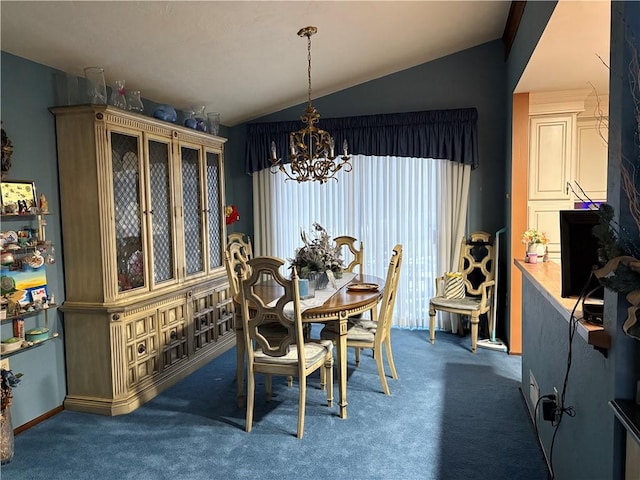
[502,1,527,60]
[509,92,530,355]
[14,405,64,435]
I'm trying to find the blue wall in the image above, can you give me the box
[515,2,640,479]
[1,52,67,427]
[0,52,235,428]
[229,39,508,237]
[521,280,613,479]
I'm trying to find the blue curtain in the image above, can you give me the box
[245,108,479,174]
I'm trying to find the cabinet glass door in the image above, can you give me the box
[111,131,147,292]
[205,150,222,270]
[181,145,205,276]
[147,138,176,286]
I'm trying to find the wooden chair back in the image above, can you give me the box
[375,244,403,345]
[224,241,251,299]
[238,256,303,360]
[458,231,495,296]
[334,235,364,275]
[227,232,253,259]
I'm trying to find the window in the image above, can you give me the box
[253,155,467,329]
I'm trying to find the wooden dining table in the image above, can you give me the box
[234,273,384,419]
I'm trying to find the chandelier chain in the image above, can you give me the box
[307,33,312,106]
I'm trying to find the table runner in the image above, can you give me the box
[269,272,357,319]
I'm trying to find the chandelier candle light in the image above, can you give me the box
[270,26,352,183]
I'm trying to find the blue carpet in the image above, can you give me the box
[1,329,548,480]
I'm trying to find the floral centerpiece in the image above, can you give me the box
[522,228,548,258]
[289,223,344,279]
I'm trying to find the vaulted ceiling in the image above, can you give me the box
[1,1,610,126]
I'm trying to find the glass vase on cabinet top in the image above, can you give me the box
[126,90,144,113]
[110,80,127,109]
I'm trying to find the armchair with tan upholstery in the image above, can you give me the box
[428,232,495,353]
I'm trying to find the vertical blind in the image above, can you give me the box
[253,155,467,329]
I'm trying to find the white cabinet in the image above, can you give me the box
[526,201,572,262]
[528,114,575,201]
[575,117,608,201]
[526,92,609,262]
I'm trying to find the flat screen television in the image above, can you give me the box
[559,209,603,299]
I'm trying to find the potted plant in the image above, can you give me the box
[521,228,549,259]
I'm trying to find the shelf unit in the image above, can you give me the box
[1,208,59,358]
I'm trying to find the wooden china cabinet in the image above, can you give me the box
[50,105,234,415]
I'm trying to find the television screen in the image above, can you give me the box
[559,209,603,298]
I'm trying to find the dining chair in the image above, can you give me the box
[428,231,496,353]
[320,244,403,395]
[224,243,294,405]
[227,232,253,259]
[334,235,364,276]
[238,256,334,439]
[224,242,251,301]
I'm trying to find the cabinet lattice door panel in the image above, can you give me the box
[111,131,147,293]
[51,105,233,416]
[148,139,176,285]
[206,150,223,269]
[181,145,205,276]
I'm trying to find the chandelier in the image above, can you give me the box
[270,26,352,183]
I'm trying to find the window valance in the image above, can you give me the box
[245,108,479,174]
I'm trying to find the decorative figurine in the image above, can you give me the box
[1,126,13,181]
[39,193,49,214]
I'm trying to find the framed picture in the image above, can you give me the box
[1,180,37,214]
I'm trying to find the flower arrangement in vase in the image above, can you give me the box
[289,223,344,279]
[522,228,548,262]
[1,368,22,464]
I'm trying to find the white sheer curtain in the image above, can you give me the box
[252,155,471,330]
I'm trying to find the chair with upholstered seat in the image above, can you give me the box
[224,243,294,407]
[428,231,496,353]
[321,244,403,395]
[333,235,369,362]
[238,256,334,438]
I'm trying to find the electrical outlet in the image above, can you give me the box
[553,387,559,406]
[529,370,540,412]
[0,358,9,370]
